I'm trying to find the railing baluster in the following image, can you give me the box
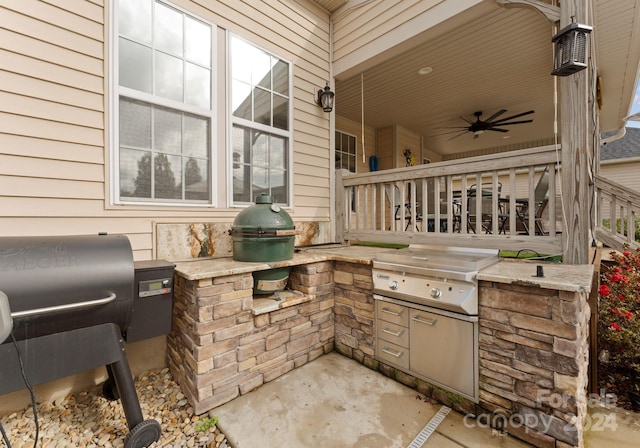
[460,176,468,234]
[548,164,556,236]
[508,168,517,235]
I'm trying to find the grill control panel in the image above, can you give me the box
[138,278,172,298]
[126,260,175,343]
[372,270,478,315]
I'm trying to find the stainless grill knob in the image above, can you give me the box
[389,280,399,290]
[430,287,442,298]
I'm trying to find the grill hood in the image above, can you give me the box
[0,234,134,341]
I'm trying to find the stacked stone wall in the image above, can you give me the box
[332,261,376,368]
[167,262,334,414]
[477,281,590,448]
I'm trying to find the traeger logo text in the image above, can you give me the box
[0,245,81,271]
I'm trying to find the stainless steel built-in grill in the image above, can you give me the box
[372,245,500,402]
[0,234,175,448]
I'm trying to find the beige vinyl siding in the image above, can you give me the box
[600,159,640,193]
[599,159,640,217]
[0,0,332,260]
[332,0,477,77]
[0,134,103,164]
[333,0,440,57]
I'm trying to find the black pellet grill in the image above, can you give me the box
[0,234,174,448]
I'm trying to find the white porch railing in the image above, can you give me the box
[336,146,563,254]
[595,174,640,251]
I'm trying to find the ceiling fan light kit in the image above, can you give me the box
[551,22,593,77]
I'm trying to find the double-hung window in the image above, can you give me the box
[335,131,357,173]
[230,35,292,206]
[114,0,214,204]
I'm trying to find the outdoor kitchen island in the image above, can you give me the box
[168,246,593,448]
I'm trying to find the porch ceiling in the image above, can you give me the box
[321,0,640,159]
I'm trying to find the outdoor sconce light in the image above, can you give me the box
[317,83,335,112]
[551,21,593,76]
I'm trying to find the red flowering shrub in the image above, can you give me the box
[598,247,640,377]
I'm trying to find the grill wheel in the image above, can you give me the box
[124,419,162,448]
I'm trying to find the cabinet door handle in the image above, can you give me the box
[381,307,402,317]
[412,315,437,326]
[382,327,404,338]
[381,347,403,358]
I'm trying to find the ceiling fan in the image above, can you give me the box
[436,109,535,140]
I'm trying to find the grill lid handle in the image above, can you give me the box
[0,291,12,343]
[229,228,297,237]
[10,293,117,319]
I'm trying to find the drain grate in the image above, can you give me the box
[406,405,451,448]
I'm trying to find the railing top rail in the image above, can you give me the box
[340,146,558,186]
[595,174,640,205]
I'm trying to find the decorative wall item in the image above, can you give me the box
[403,148,416,166]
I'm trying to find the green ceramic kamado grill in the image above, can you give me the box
[230,194,296,294]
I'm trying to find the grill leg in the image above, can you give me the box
[109,355,162,447]
[103,364,120,401]
[109,356,144,429]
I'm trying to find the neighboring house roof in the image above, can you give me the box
[601,127,640,161]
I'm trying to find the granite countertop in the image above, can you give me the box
[174,245,594,294]
[477,258,594,293]
[173,244,381,280]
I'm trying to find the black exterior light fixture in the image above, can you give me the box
[551,21,593,76]
[317,82,335,112]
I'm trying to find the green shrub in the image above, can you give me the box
[195,416,219,433]
[601,217,640,242]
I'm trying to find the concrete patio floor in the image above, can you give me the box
[213,353,530,447]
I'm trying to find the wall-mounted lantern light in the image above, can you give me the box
[317,83,335,112]
[551,21,593,76]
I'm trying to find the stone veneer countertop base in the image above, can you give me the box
[173,245,594,293]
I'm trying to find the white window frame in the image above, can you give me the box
[227,32,294,207]
[335,130,358,173]
[109,0,217,207]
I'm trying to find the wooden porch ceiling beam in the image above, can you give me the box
[496,0,560,23]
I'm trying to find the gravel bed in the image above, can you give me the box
[0,368,230,448]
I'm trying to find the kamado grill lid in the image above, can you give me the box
[231,194,294,236]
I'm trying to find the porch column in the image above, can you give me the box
[559,0,594,264]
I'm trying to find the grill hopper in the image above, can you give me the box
[0,234,134,341]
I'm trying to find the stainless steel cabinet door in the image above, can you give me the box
[409,309,476,399]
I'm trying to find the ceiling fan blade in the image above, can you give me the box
[487,128,510,133]
[484,109,507,122]
[459,115,475,125]
[490,119,534,126]
[430,128,470,137]
[491,110,535,123]
[447,130,470,141]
